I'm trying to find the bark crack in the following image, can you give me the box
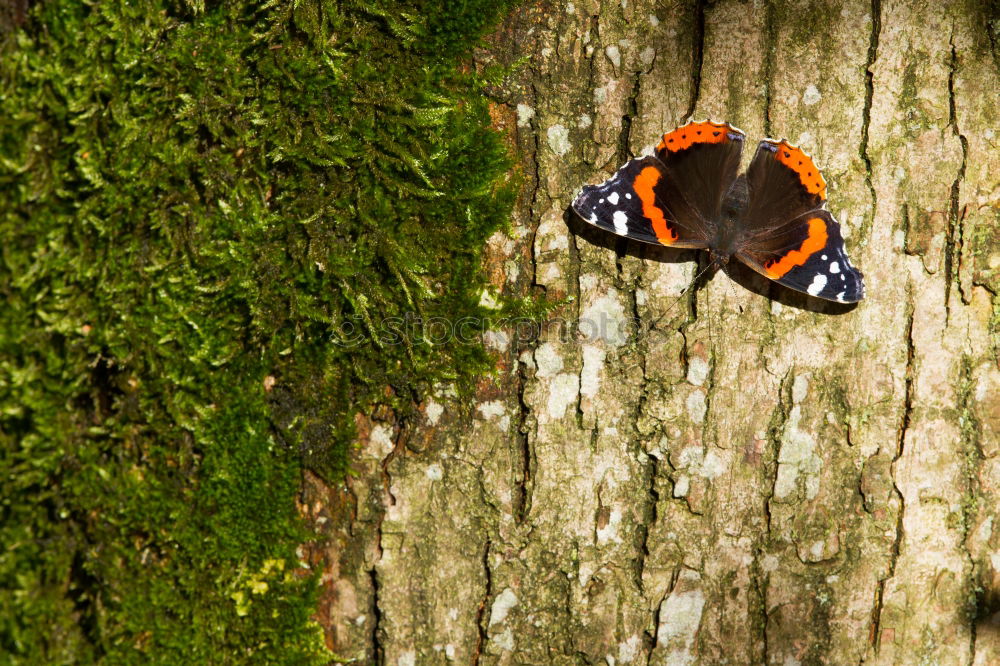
[945,36,969,316]
[472,536,493,664]
[761,578,771,666]
[514,71,543,525]
[957,355,982,660]
[752,371,791,664]
[515,358,534,523]
[764,370,792,533]
[860,0,881,239]
[637,446,659,596]
[987,9,1000,71]
[369,565,383,664]
[646,568,682,664]
[633,313,655,596]
[368,424,404,664]
[617,70,642,164]
[871,307,914,656]
[684,0,706,121]
[762,0,777,137]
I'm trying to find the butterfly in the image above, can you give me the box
[571,120,864,303]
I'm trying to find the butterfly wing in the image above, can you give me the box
[572,120,745,249]
[653,120,746,227]
[737,140,865,302]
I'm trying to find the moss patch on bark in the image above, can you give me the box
[0,0,518,660]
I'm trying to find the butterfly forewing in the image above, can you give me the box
[742,139,826,231]
[571,156,709,248]
[572,120,746,249]
[654,120,746,226]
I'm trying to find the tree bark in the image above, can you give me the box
[307,1,1000,663]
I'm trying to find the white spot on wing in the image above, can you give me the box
[613,210,629,235]
[836,291,846,302]
[625,192,632,199]
[807,273,828,296]
[608,191,620,205]
[821,254,828,260]
[840,274,846,281]
[830,262,840,274]
[589,212,598,223]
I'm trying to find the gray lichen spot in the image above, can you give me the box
[477,400,507,425]
[579,290,629,346]
[773,406,822,501]
[489,588,518,626]
[673,475,690,498]
[424,400,444,425]
[593,81,615,106]
[479,288,501,309]
[685,390,707,424]
[546,124,571,156]
[792,373,810,404]
[534,342,564,378]
[802,84,822,105]
[547,373,580,420]
[655,569,706,665]
[618,635,642,663]
[516,103,535,128]
[484,329,510,352]
[477,401,504,419]
[370,423,395,458]
[675,445,726,480]
[492,627,515,651]
[687,357,710,386]
[580,344,606,398]
[605,44,621,69]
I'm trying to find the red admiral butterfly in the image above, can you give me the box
[572,120,864,303]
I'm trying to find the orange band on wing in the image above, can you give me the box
[772,141,827,199]
[656,120,731,153]
[763,217,828,278]
[634,166,678,245]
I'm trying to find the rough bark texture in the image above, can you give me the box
[306,1,1000,663]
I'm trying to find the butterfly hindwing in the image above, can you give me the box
[572,156,709,248]
[736,209,865,303]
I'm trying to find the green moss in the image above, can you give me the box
[1,0,520,660]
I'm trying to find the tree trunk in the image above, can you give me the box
[306,0,1000,663]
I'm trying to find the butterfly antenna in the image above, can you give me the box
[648,256,715,332]
[721,262,743,314]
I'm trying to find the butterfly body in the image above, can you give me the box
[704,176,751,266]
[572,121,865,303]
